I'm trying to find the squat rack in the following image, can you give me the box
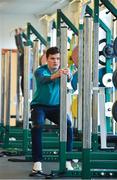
[51,0,117,179]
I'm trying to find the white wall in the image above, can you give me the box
[0,13,46,50]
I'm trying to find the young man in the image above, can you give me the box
[30,47,73,176]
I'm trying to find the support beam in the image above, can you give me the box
[59,26,68,172]
[82,16,92,179]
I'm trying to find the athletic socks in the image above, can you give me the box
[66,161,74,170]
[32,162,42,172]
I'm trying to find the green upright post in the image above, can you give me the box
[47,36,51,48]
[57,9,61,49]
[92,0,99,151]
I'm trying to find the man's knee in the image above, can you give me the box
[32,124,44,129]
[67,115,72,127]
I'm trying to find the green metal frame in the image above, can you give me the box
[26,22,47,46]
[57,9,78,36]
[56,9,79,175]
[86,5,113,133]
[100,0,117,18]
[57,9,78,42]
[100,0,117,132]
[53,2,117,179]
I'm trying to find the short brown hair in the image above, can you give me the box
[46,47,60,59]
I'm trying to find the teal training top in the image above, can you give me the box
[31,65,60,106]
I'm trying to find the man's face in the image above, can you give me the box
[47,53,60,71]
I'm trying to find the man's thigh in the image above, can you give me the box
[31,106,45,126]
[46,106,60,125]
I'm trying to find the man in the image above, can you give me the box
[30,47,74,176]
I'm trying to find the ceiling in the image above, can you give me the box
[0,0,70,16]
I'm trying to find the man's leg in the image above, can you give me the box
[31,106,45,174]
[47,107,74,170]
[31,127,43,163]
[67,114,73,152]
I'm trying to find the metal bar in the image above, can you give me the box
[27,23,47,46]
[78,2,90,132]
[0,51,5,125]
[67,151,117,160]
[86,5,93,17]
[78,24,83,131]
[59,26,67,172]
[86,5,111,37]
[57,9,61,49]
[5,50,12,126]
[100,0,117,18]
[87,4,113,133]
[23,46,31,130]
[16,53,20,123]
[60,10,78,36]
[98,88,107,149]
[47,36,51,48]
[91,160,117,169]
[27,23,31,45]
[82,16,92,179]
[22,32,28,41]
[92,0,99,150]
[99,7,112,133]
[83,16,92,149]
[32,40,39,94]
[23,46,31,153]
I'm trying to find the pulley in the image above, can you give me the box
[102,73,113,87]
[103,44,115,59]
[99,38,116,65]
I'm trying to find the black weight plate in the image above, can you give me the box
[113,37,117,56]
[112,69,117,88]
[112,101,117,122]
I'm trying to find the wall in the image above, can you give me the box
[0,13,47,50]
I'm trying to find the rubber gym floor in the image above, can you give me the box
[0,149,80,179]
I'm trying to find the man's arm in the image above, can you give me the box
[35,68,71,84]
[34,68,62,84]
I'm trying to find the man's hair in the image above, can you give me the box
[46,46,60,59]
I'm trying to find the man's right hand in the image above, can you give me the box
[50,69,64,80]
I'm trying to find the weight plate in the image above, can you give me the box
[102,73,113,87]
[113,37,117,56]
[112,101,117,122]
[112,69,117,88]
[105,102,113,117]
